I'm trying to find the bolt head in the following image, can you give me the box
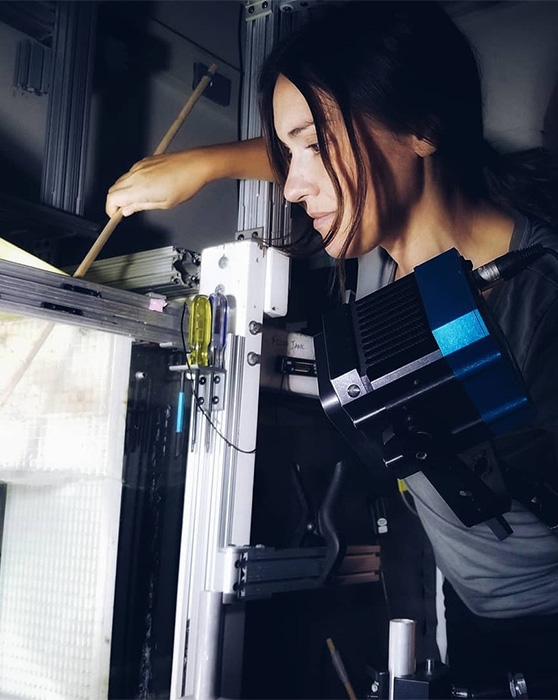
[347,384,361,398]
[247,352,261,366]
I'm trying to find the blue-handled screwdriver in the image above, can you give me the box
[209,291,228,369]
[206,291,228,450]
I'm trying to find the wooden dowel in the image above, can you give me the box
[0,321,55,409]
[73,62,217,279]
[153,63,217,156]
[73,210,124,279]
[326,638,357,700]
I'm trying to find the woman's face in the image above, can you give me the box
[272,75,425,258]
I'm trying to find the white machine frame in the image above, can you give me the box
[170,240,289,699]
[170,3,293,694]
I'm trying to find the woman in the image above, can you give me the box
[107,2,558,693]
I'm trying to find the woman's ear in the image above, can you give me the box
[412,135,437,158]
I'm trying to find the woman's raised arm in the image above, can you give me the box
[105,137,274,218]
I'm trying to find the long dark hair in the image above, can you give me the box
[259,1,557,270]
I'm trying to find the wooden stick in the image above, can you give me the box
[152,63,218,157]
[326,638,357,700]
[0,64,217,410]
[0,321,55,409]
[73,62,217,278]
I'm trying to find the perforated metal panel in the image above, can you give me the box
[0,316,131,699]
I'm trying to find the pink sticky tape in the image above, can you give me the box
[148,298,166,312]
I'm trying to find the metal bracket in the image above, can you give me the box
[169,366,226,412]
[198,367,226,413]
[14,39,51,95]
[221,544,380,602]
[236,227,264,241]
[244,0,273,21]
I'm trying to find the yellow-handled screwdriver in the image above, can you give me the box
[188,294,212,449]
[188,294,211,366]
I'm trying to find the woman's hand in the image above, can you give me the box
[105,138,274,218]
[105,149,213,218]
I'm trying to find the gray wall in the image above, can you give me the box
[85,2,242,256]
[455,0,558,152]
[153,0,242,70]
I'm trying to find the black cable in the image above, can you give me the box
[180,302,256,455]
[473,244,558,290]
[379,565,392,622]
